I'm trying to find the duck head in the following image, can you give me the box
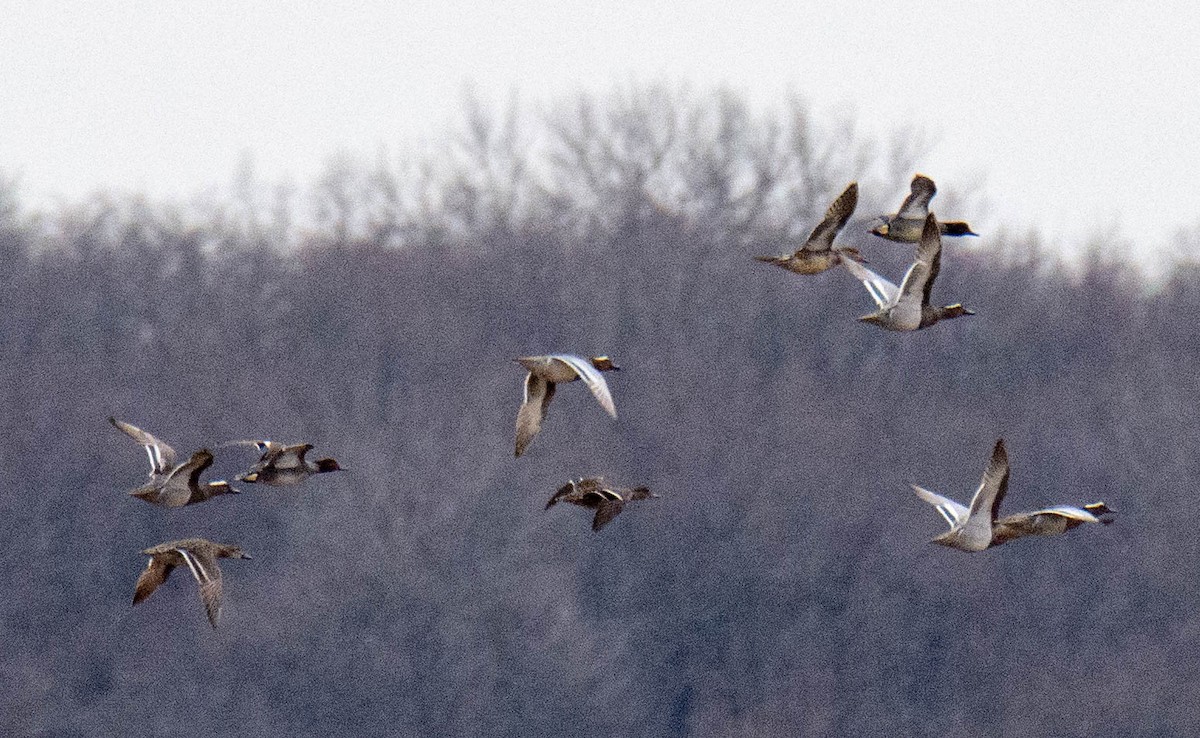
[590,356,620,372]
[208,480,240,496]
[315,458,343,473]
[220,545,252,560]
[941,221,978,237]
[939,304,977,320]
[1084,501,1116,523]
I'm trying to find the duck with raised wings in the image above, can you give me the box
[513,354,620,457]
[755,182,865,275]
[842,213,975,331]
[912,439,1115,551]
[871,174,977,243]
[109,418,239,507]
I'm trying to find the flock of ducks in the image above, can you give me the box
[110,174,1114,629]
[110,417,342,628]
[756,174,976,330]
[754,175,1114,550]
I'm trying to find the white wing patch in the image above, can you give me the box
[911,484,968,528]
[177,548,211,584]
[842,260,900,308]
[144,445,162,474]
[1029,505,1102,523]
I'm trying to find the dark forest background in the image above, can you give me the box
[2,88,1198,736]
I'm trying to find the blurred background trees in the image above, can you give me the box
[0,87,1193,736]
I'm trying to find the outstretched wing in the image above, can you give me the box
[910,484,968,528]
[515,373,556,457]
[801,182,858,253]
[217,439,285,463]
[896,175,936,220]
[177,547,224,629]
[132,558,175,605]
[157,450,213,507]
[897,214,943,308]
[109,417,178,475]
[992,504,1101,545]
[841,259,900,308]
[545,481,576,510]
[554,355,617,419]
[592,500,626,531]
[919,213,944,306]
[268,444,313,470]
[967,439,1010,525]
[180,449,215,487]
[1020,505,1103,524]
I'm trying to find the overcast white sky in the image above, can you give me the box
[2,1,1198,259]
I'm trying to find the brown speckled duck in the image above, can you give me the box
[755,182,865,275]
[132,538,251,629]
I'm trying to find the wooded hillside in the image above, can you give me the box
[2,89,1194,736]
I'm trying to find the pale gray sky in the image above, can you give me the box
[3,1,1198,258]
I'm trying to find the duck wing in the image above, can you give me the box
[515,373,556,457]
[132,557,175,605]
[217,439,285,463]
[966,439,1011,526]
[910,484,968,528]
[177,547,224,629]
[545,481,577,510]
[592,499,626,531]
[842,259,900,308]
[554,355,617,419]
[157,450,214,507]
[896,175,936,220]
[1017,505,1104,524]
[801,182,858,253]
[268,444,313,469]
[109,417,178,476]
[897,214,942,309]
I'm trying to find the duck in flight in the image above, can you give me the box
[841,213,975,331]
[911,439,1115,551]
[230,440,343,486]
[871,174,977,243]
[544,477,658,531]
[916,484,1114,548]
[132,538,251,629]
[755,182,865,275]
[109,418,238,507]
[513,354,619,457]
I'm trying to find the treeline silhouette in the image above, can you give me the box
[2,88,1196,736]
